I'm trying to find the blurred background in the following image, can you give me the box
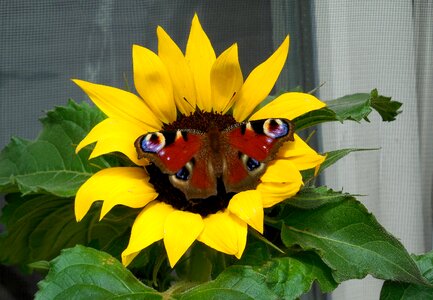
[1,1,432,299]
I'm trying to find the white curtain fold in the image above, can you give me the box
[311,1,433,299]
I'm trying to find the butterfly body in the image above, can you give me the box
[135,118,294,200]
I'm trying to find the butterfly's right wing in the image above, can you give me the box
[223,118,295,192]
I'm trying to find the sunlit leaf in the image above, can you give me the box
[285,186,352,209]
[380,250,433,299]
[177,253,336,300]
[281,198,426,285]
[0,193,137,267]
[293,89,402,130]
[35,245,161,300]
[302,148,377,182]
[0,100,120,197]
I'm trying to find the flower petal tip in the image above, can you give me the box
[164,211,204,267]
[121,251,139,267]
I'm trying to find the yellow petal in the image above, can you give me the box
[257,182,302,208]
[232,36,289,121]
[197,211,247,259]
[76,118,150,166]
[122,201,174,266]
[260,159,302,183]
[228,190,264,233]
[72,79,161,130]
[133,45,177,124]
[75,167,157,221]
[157,26,197,115]
[210,44,243,113]
[164,211,204,267]
[277,134,326,170]
[121,251,140,267]
[185,14,216,112]
[258,160,303,207]
[250,92,326,121]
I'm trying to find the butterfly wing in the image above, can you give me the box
[135,118,294,199]
[135,130,217,199]
[135,130,201,172]
[223,118,294,192]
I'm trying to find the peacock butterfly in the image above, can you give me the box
[135,118,295,200]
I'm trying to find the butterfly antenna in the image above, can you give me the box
[183,96,207,119]
[220,92,237,114]
[183,97,196,113]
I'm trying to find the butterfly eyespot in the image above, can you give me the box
[173,161,194,181]
[240,153,262,172]
[141,132,166,153]
[263,119,289,138]
[175,166,190,181]
[246,157,261,171]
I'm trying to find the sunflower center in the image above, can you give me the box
[145,110,238,217]
[163,110,237,132]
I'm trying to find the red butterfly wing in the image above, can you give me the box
[226,118,294,162]
[223,154,249,186]
[189,157,214,191]
[135,130,216,199]
[135,130,202,173]
[135,119,294,199]
[223,118,294,190]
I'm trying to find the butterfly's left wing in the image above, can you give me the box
[135,130,218,199]
[223,118,295,192]
[135,130,202,173]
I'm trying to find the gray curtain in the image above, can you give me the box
[310,1,433,299]
[0,0,278,149]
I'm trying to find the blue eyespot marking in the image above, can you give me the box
[263,119,289,138]
[246,157,261,171]
[141,132,165,153]
[175,166,190,181]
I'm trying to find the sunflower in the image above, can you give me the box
[74,15,326,268]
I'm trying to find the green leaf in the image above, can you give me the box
[292,93,372,131]
[0,193,137,267]
[293,107,337,131]
[318,148,377,173]
[286,186,352,209]
[237,237,273,265]
[281,198,426,285]
[177,253,337,300]
[293,89,402,131]
[35,245,162,300]
[0,100,119,197]
[370,88,402,122]
[302,148,377,182]
[327,93,373,122]
[380,251,433,299]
